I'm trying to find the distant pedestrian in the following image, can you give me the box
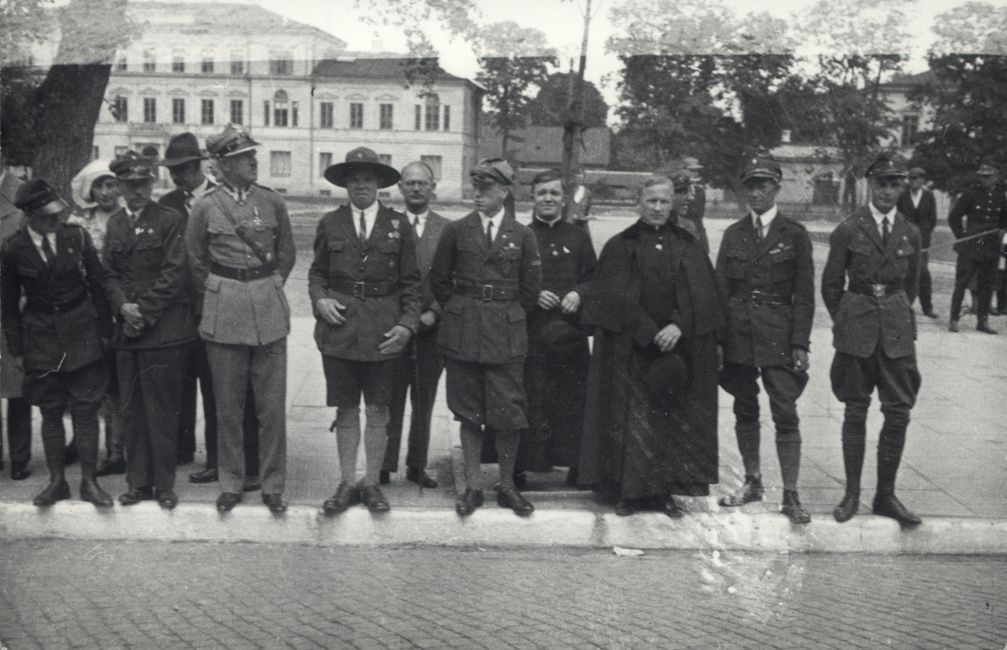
[566,167,593,231]
[681,156,709,255]
[896,166,938,318]
[822,154,922,527]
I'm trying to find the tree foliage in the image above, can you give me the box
[527,72,608,128]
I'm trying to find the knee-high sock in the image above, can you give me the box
[776,429,801,492]
[459,421,483,490]
[363,405,389,486]
[735,420,761,477]
[494,429,520,490]
[334,407,361,485]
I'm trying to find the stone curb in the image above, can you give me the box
[2,503,1004,555]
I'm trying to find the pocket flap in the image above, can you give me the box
[205,275,222,292]
[726,248,748,261]
[135,237,162,251]
[507,304,526,323]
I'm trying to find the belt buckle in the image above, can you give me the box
[870,283,885,298]
[481,284,494,301]
[352,281,365,299]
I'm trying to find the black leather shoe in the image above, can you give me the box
[379,470,391,485]
[322,482,360,515]
[922,310,939,319]
[872,493,922,527]
[406,468,438,488]
[242,476,261,492]
[262,493,287,514]
[614,499,636,516]
[718,475,764,507]
[497,486,534,516]
[80,479,113,507]
[216,492,242,513]
[781,490,811,525]
[361,484,390,513]
[832,492,860,523]
[10,462,31,481]
[158,490,178,510]
[948,320,960,333]
[119,486,155,506]
[663,496,686,519]
[96,456,126,477]
[977,321,998,335]
[455,488,484,516]
[33,480,71,507]
[188,467,219,483]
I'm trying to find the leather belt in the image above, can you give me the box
[456,283,519,301]
[26,291,87,315]
[210,261,277,282]
[332,280,396,298]
[732,290,792,307]
[849,283,901,297]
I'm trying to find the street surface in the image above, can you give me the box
[0,540,1004,649]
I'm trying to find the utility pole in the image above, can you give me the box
[561,0,594,220]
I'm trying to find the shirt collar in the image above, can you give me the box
[868,202,897,226]
[353,200,380,220]
[27,225,52,248]
[222,182,251,203]
[406,208,429,225]
[749,204,777,228]
[479,207,505,227]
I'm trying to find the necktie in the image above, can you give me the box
[413,214,422,238]
[882,217,890,247]
[41,235,55,267]
[184,190,194,212]
[486,219,494,248]
[755,215,764,242]
[359,211,367,243]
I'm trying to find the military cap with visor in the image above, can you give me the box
[13,178,68,215]
[470,158,515,186]
[977,161,999,176]
[864,153,908,179]
[908,166,926,178]
[206,123,261,159]
[323,146,400,188]
[740,156,783,184]
[110,151,158,181]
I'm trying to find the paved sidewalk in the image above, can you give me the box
[1,215,1005,553]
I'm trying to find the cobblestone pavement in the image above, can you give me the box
[1,541,1004,649]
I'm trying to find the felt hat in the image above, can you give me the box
[323,147,400,188]
[161,132,208,167]
[643,350,692,400]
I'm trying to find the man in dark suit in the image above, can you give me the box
[896,166,938,318]
[822,154,922,527]
[312,148,421,514]
[105,151,196,510]
[716,157,814,525]
[1,179,114,507]
[380,161,448,488]
[429,158,542,517]
[159,132,260,489]
[948,161,1007,334]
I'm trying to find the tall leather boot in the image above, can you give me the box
[833,420,864,523]
[75,418,113,507]
[33,419,70,506]
[719,421,763,507]
[872,427,920,526]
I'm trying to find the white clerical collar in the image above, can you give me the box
[749,204,777,229]
[534,213,563,227]
[869,202,897,227]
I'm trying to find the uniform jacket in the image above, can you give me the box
[308,203,421,361]
[430,211,542,364]
[1,222,112,373]
[0,170,25,396]
[412,209,449,316]
[948,185,1007,261]
[821,207,921,359]
[104,201,195,349]
[185,183,295,346]
[716,211,814,367]
[895,188,937,241]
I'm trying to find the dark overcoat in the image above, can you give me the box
[948,185,1007,261]
[895,188,937,245]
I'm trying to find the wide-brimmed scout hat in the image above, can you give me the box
[14,178,68,215]
[161,132,208,167]
[323,147,401,188]
[110,151,158,181]
[206,124,261,159]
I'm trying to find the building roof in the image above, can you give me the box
[882,70,937,89]
[482,126,612,167]
[311,58,468,84]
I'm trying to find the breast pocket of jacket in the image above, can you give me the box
[375,234,402,271]
[768,246,797,281]
[722,248,748,279]
[134,236,164,270]
[326,238,352,276]
[891,239,914,275]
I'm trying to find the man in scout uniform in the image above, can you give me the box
[185,124,296,514]
[0,179,113,507]
[429,158,542,516]
[311,148,421,514]
[821,153,923,527]
[104,151,195,509]
[381,161,450,489]
[159,132,261,489]
[715,156,814,525]
[947,160,1007,334]
[521,169,596,486]
[896,166,938,318]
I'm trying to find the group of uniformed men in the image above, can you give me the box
[4,119,1000,527]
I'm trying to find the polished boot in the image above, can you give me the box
[663,495,686,519]
[262,493,287,514]
[872,492,921,526]
[78,433,113,507]
[118,486,155,505]
[361,484,390,513]
[718,474,764,507]
[216,492,242,512]
[977,318,998,334]
[781,489,811,525]
[33,479,71,506]
[497,486,534,516]
[34,427,70,507]
[834,422,865,523]
[874,430,921,527]
[10,461,31,480]
[833,492,859,523]
[188,466,219,483]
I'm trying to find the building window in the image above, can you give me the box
[320,102,334,128]
[273,90,289,127]
[263,101,270,126]
[414,105,421,130]
[142,49,156,72]
[270,151,292,177]
[350,102,363,129]
[229,99,244,125]
[172,51,185,73]
[111,96,128,122]
[379,103,393,130]
[201,50,214,74]
[172,98,185,124]
[92,146,100,160]
[270,53,293,76]
[421,155,442,182]
[424,94,440,131]
[378,154,392,167]
[201,99,214,125]
[114,146,128,158]
[319,152,332,174]
[230,52,244,75]
[443,105,451,131]
[142,97,157,123]
[115,53,127,71]
[900,114,920,146]
[292,101,299,127]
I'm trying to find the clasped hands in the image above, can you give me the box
[537,290,581,313]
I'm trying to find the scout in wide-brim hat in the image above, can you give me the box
[206,123,261,159]
[161,132,208,167]
[324,147,400,188]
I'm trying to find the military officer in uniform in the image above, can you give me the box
[104,151,195,509]
[948,161,1007,334]
[429,158,542,516]
[896,167,938,318]
[715,157,814,525]
[822,154,923,527]
[381,161,450,489]
[1,179,114,507]
[311,148,421,514]
[185,124,296,514]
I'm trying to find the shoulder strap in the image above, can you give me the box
[209,191,272,266]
